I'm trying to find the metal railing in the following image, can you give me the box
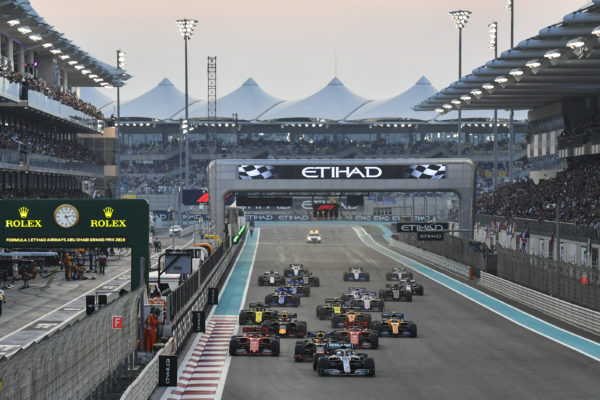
[27,90,100,132]
[480,272,600,335]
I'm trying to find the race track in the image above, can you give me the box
[222,226,600,400]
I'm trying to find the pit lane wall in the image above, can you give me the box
[120,231,246,400]
[0,289,142,400]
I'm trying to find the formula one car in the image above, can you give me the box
[285,279,311,297]
[316,298,345,320]
[331,309,372,328]
[331,326,379,349]
[350,291,384,312]
[339,287,369,305]
[283,264,320,287]
[379,283,413,302]
[307,230,322,243]
[229,326,280,356]
[403,279,424,296]
[386,266,413,281]
[293,331,343,362]
[371,312,417,338]
[315,348,375,376]
[343,266,370,281]
[238,303,281,325]
[261,311,307,337]
[257,270,285,286]
[264,287,301,307]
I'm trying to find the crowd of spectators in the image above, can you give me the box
[476,156,600,228]
[0,187,90,199]
[560,116,600,139]
[0,65,103,119]
[120,160,208,194]
[0,128,103,164]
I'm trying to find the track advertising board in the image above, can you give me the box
[0,199,149,289]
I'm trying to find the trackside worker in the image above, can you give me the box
[0,288,5,316]
[144,308,161,351]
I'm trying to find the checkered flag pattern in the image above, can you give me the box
[408,164,446,179]
[238,165,277,180]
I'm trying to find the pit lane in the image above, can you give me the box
[222,225,600,400]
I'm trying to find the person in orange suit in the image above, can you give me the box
[144,308,161,351]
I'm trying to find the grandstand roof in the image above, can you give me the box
[416,0,600,113]
[437,109,529,122]
[174,78,282,121]
[120,78,198,120]
[346,76,438,121]
[259,77,370,121]
[0,0,130,87]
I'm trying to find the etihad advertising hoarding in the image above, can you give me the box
[238,164,446,180]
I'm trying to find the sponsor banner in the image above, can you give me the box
[158,355,178,386]
[246,213,408,222]
[238,164,446,180]
[243,198,363,212]
[397,223,449,232]
[417,232,444,241]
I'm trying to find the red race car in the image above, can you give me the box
[229,327,281,356]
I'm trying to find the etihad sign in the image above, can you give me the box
[90,206,127,228]
[302,166,382,179]
[5,206,42,228]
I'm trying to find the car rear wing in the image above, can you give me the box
[280,313,298,319]
[348,287,367,292]
[344,321,369,327]
[381,312,404,318]
[249,302,270,310]
[289,264,303,268]
[243,326,270,334]
[324,298,340,303]
[326,342,355,350]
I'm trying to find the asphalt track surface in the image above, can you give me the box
[222,226,600,400]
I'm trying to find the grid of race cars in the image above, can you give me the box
[230,236,424,377]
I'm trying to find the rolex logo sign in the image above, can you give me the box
[91,206,126,228]
[103,207,114,218]
[19,207,29,218]
[5,206,42,228]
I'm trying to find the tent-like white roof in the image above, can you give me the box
[174,78,281,121]
[259,77,370,121]
[346,76,439,121]
[120,78,197,119]
[78,87,115,117]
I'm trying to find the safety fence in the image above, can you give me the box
[497,248,600,311]
[119,338,175,400]
[390,236,472,278]
[120,231,246,399]
[480,272,600,335]
[0,289,142,400]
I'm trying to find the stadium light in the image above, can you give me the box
[29,34,42,42]
[451,99,461,106]
[592,25,600,37]
[59,54,70,60]
[81,69,91,75]
[17,26,31,34]
[435,108,445,113]
[74,65,84,70]
[488,22,497,50]
[494,76,508,88]
[117,49,126,69]
[175,18,197,190]
[482,83,495,93]
[7,19,20,26]
[544,49,561,65]
[42,43,52,48]
[449,9,471,157]
[442,103,453,110]
[566,37,587,58]
[525,59,543,74]
[509,68,525,82]
[67,60,77,65]
[50,48,62,54]
[460,95,472,104]
[470,89,483,99]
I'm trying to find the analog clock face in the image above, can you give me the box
[54,204,79,228]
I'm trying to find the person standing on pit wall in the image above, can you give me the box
[144,307,161,352]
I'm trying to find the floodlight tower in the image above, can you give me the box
[489,22,499,189]
[505,0,515,181]
[115,49,126,198]
[176,18,198,188]
[449,10,471,157]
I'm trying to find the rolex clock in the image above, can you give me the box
[54,204,80,228]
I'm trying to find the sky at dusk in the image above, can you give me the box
[32,0,581,103]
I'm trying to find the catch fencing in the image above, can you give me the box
[497,248,600,311]
[0,289,142,400]
[480,272,600,335]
